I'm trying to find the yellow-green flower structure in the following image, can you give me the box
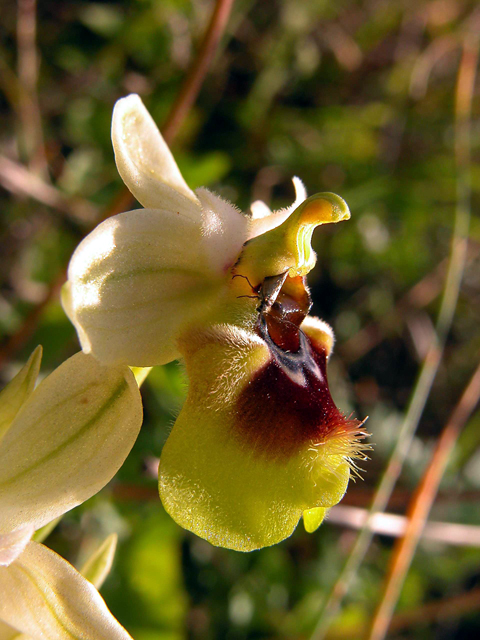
[63,94,368,552]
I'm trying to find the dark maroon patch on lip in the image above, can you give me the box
[235,323,358,459]
[234,276,363,460]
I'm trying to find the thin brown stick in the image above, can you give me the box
[326,587,480,639]
[310,28,478,640]
[0,0,236,372]
[367,360,480,639]
[339,241,478,363]
[327,504,480,547]
[366,32,480,640]
[0,155,97,223]
[339,258,447,362]
[161,0,235,145]
[389,587,480,634]
[341,487,480,509]
[0,272,65,371]
[110,482,480,547]
[16,0,48,178]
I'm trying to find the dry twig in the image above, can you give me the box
[365,28,480,640]
[0,0,236,371]
[367,360,480,638]
[16,0,48,177]
[326,587,480,639]
[0,155,97,223]
[103,0,235,220]
[328,504,480,548]
[310,27,478,640]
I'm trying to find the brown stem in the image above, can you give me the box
[366,32,480,640]
[0,155,97,223]
[161,0,235,145]
[0,272,66,372]
[17,0,48,178]
[325,587,480,639]
[367,360,480,639]
[0,0,236,371]
[310,27,479,640]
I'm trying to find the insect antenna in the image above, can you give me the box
[232,273,257,291]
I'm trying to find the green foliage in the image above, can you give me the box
[1,0,479,638]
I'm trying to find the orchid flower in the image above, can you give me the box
[62,94,368,552]
[0,347,141,638]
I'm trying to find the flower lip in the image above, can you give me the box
[234,319,365,461]
[230,272,366,461]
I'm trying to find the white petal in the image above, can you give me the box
[196,188,248,273]
[248,176,308,239]
[64,209,225,366]
[0,352,142,533]
[80,534,117,589]
[0,347,42,443]
[0,541,132,640]
[0,525,33,566]
[112,94,199,214]
[250,200,272,219]
[292,176,307,203]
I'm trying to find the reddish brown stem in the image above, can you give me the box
[0,0,235,371]
[161,0,235,145]
[367,360,480,639]
[366,33,480,639]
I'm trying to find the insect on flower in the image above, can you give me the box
[63,94,369,551]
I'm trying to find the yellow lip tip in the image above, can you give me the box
[300,193,350,225]
[303,507,328,533]
[301,199,334,224]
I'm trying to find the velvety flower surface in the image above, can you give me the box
[64,94,368,551]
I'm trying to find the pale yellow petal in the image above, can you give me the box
[0,525,34,566]
[80,534,117,589]
[250,199,272,219]
[248,176,308,239]
[0,541,132,640]
[64,208,225,366]
[112,93,199,213]
[0,347,42,443]
[0,621,21,640]
[0,352,142,533]
[196,188,248,273]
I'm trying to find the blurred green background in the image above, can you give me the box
[1,0,480,638]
